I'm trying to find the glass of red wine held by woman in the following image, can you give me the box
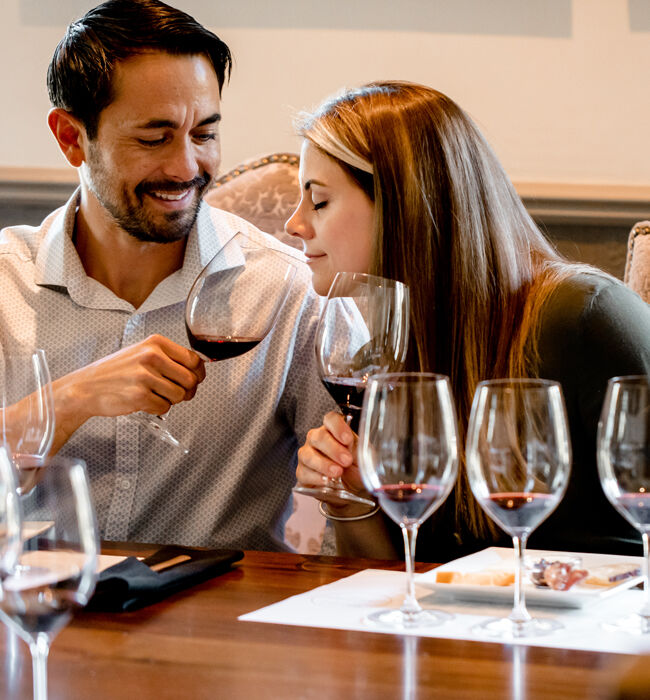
[358,372,459,629]
[466,378,571,639]
[293,271,410,507]
[129,232,297,451]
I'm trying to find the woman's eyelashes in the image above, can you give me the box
[313,200,328,211]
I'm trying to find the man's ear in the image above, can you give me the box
[47,108,88,167]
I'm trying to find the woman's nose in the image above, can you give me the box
[285,203,311,240]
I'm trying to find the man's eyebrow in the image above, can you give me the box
[136,113,222,130]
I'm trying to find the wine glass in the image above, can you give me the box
[293,272,410,507]
[130,232,297,452]
[597,375,650,634]
[0,456,99,700]
[0,446,22,579]
[358,372,459,628]
[466,378,571,638]
[1,349,55,496]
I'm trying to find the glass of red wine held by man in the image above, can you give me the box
[130,232,297,451]
[466,378,571,639]
[293,271,410,507]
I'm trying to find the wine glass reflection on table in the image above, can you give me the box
[293,271,410,507]
[1,349,55,496]
[358,372,459,629]
[129,232,297,453]
[466,378,571,639]
[0,456,99,700]
[597,374,650,634]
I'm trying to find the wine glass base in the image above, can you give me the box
[601,614,650,635]
[472,616,562,639]
[128,412,189,455]
[366,607,453,630]
[292,484,376,508]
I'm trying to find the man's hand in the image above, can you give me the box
[50,334,205,449]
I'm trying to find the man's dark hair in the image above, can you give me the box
[47,0,232,139]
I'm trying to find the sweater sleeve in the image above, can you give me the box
[531,275,650,555]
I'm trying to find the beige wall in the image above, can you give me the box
[1,0,649,193]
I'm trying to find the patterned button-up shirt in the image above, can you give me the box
[0,192,334,550]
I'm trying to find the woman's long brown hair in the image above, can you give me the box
[297,81,584,539]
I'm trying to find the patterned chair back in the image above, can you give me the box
[204,153,302,249]
[624,221,650,303]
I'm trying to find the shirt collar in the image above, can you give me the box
[34,190,244,313]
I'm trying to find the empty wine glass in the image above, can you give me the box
[130,232,297,452]
[0,446,21,580]
[466,378,571,638]
[1,349,55,496]
[294,272,410,507]
[358,372,459,628]
[0,456,99,700]
[597,375,650,634]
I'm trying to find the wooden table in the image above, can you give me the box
[0,547,642,699]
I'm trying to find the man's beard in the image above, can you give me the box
[84,147,212,244]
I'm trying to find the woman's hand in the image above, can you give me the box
[297,411,366,494]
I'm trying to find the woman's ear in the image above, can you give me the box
[47,108,87,168]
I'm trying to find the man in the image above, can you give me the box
[0,0,333,550]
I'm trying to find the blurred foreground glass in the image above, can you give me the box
[598,375,650,634]
[358,372,459,628]
[466,378,571,638]
[1,349,55,496]
[0,447,21,578]
[129,232,297,453]
[0,456,99,700]
[294,272,410,507]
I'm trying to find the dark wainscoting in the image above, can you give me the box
[1,180,646,280]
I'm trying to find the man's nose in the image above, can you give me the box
[163,138,200,182]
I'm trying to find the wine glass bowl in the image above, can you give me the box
[131,232,297,451]
[0,456,99,700]
[466,378,571,638]
[358,372,459,628]
[1,349,55,496]
[597,375,650,633]
[185,232,297,362]
[294,272,410,507]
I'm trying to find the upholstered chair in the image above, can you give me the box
[624,221,650,303]
[204,153,302,249]
[205,153,326,553]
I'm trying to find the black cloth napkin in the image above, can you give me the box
[88,545,244,612]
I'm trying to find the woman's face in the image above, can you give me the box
[285,140,375,296]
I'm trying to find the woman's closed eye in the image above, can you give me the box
[313,200,328,211]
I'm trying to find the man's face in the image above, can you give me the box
[81,52,221,243]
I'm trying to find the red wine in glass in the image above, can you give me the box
[478,492,561,535]
[373,483,446,523]
[185,328,262,362]
[321,377,366,432]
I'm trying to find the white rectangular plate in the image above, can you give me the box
[417,547,644,609]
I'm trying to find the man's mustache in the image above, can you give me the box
[138,174,211,196]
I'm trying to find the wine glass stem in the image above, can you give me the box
[400,523,421,618]
[640,532,650,629]
[509,534,531,626]
[29,632,50,700]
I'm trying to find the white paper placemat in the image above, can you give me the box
[239,568,650,655]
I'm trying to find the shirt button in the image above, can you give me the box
[119,478,131,490]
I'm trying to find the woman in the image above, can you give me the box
[285,80,650,562]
